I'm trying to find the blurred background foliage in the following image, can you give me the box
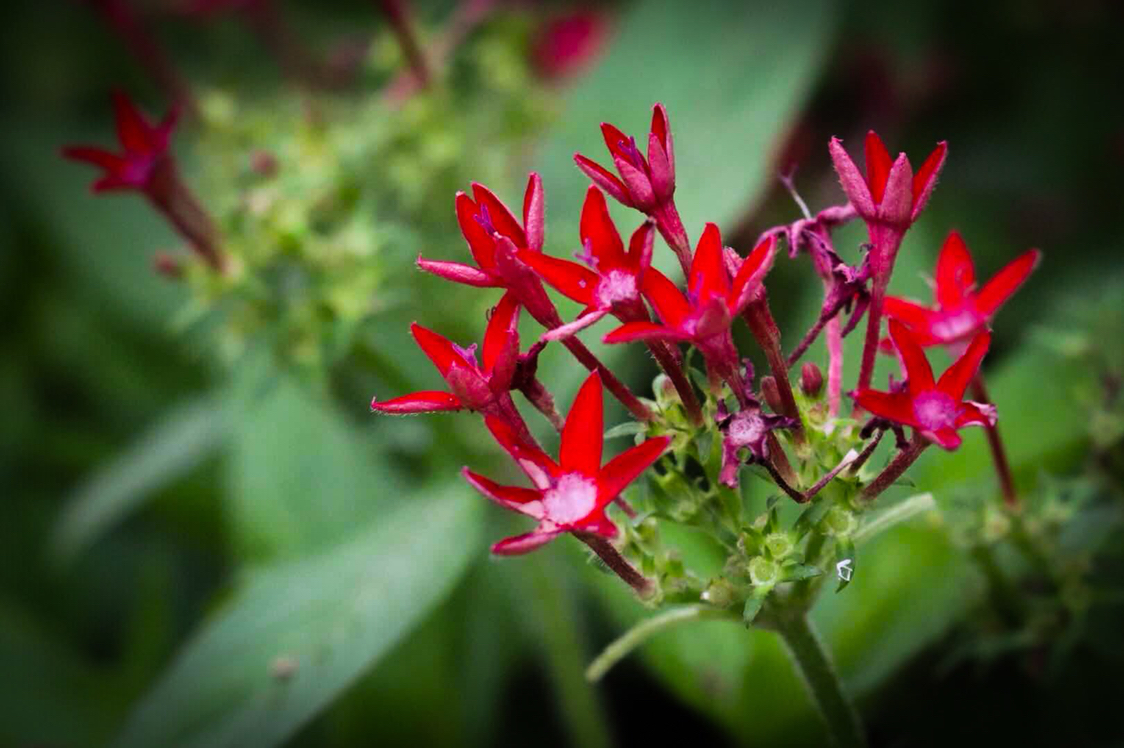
[1,0,1123,746]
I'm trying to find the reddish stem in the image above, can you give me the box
[377,0,431,88]
[859,436,928,501]
[651,200,692,278]
[971,374,1019,509]
[242,0,331,89]
[825,315,843,418]
[646,341,703,426]
[147,159,225,272]
[562,336,652,422]
[577,533,653,597]
[855,225,904,397]
[743,294,804,442]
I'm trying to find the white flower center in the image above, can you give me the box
[596,270,638,307]
[930,308,980,343]
[912,391,958,431]
[542,473,598,525]
[728,413,765,446]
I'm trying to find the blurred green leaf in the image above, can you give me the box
[225,375,402,561]
[112,487,483,748]
[51,395,227,565]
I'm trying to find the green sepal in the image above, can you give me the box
[742,585,771,627]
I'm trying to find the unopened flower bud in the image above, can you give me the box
[749,556,779,586]
[800,362,824,398]
[701,577,737,607]
[760,376,784,414]
[764,532,793,559]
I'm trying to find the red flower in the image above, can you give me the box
[516,185,654,340]
[603,225,775,368]
[884,231,1041,347]
[61,91,179,193]
[417,173,544,288]
[852,320,996,450]
[829,131,946,230]
[371,292,520,416]
[463,371,671,555]
[575,103,674,212]
[531,9,608,81]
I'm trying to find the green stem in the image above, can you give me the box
[585,605,738,682]
[773,612,867,748]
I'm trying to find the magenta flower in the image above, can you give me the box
[516,185,654,340]
[828,130,947,230]
[884,231,1041,347]
[61,91,179,193]
[604,224,775,380]
[371,292,520,417]
[575,104,674,213]
[463,372,671,555]
[717,398,798,489]
[852,320,996,450]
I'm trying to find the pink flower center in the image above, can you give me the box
[542,473,598,524]
[911,391,958,431]
[930,307,982,343]
[727,412,765,447]
[596,270,638,307]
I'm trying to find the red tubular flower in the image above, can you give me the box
[852,320,996,450]
[516,185,654,340]
[61,91,179,193]
[604,224,776,377]
[371,292,520,416]
[884,230,1042,347]
[463,372,671,555]
[828,130,947,230]
[531,9,608,81]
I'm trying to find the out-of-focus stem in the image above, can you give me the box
[242,0,331,89]
[90,0,197,116]
[147,159,225,273]
[377,0,431,87]
[384,0,497,103]
[971,374,1018,509]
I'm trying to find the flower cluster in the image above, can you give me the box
[372,105,1041,602]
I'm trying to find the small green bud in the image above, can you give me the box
[981,507,1011,543]
[749,556,779,586]
[824,506,858,537]
[637,517,659,543]
[701,578,737,608]
[764,532,793,559]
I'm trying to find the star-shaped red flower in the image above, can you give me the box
[516,185,654,340]
[371,292,520,416]
[463,371,671,555]
[852,320,996,450]
[603,224,775,364]
[829,130,946,230]
[574,103,674,213]
[61,91,179,193]
[884,230,1041,347]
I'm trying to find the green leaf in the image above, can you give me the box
[780,563,824,582]
[742,589,768,626]
[112,488,483,748]
[603,421,645,440]
[225,375,395,561]
[51,396,227,565]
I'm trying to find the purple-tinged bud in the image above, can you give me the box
[878,153,914,227]
[828,137,875,218]
[760,376,784,414]
[522,172,545,253]
[250,149,278,177]
[800,362,824,398]
[613,155,657,211]
[647,130,674,202]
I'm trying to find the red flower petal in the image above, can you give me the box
[640,268,692,328]
[60,146,127,173]
[650,103,673,176]
[596,435,671,509]
[485,415,560,487]
[922,427,962,451]
[728,235,776,314]
[937,329,990,401]
[113,91,158,155]
[911,141,947,220]
[688,223,729,306]
[575,511,618,538]
[516,249,597,306]
[600,121,633,163]
[864,130,893,204]
[541,309,608,342]
[580,186,626,270]
[883,297,942,343]
[370,390,462,414]
[603,321,688,345]
[829,137,875,217]
[955,401,997,429]
[471,183,527,249]
[974,249,1041,317]
[522,173,545,253]
[574,154,631,206]
[455,192,496,270]
[560,372,603,475]
[482,291,520,377]
[851,390,920,429]
[888,320,936,395]
[410,323,465,378]
[416,257,498,287]
[491,529,559,555]
[462,468,543,513]
[626,220,655,272]
[935,231,976,310]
